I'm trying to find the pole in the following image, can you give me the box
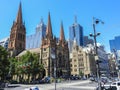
[93,23,97,55]
[92,17,101,90]
[54,58,56,90]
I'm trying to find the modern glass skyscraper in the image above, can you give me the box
[26,19,46,49]
[109,36,120,52]
[83,36,94,46]
[0,37,9,49]
[68,17,83,52]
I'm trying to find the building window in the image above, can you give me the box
[44,48,46,51]
[73,54,76,57]
[74,65,77,67]
[74,69,77,72]
[79,50,81,53]
[19,43,22,48]
[74,59,76,62]
[11,42,13,47]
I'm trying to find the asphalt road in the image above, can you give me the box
[3,80,97,90]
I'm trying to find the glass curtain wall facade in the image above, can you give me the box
[109,36,120,52]
[26,19,46,49]
[68,21,83,52]
[0,37,9,49]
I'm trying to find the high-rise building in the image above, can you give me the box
[109,36,120,52]
[97,44,109,75]
[26,19,46,49]
[83,36,94,46]
[8,2,26,57]
[0,37,9,49]
[68,17,83,52]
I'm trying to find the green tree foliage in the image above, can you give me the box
[16,51,44,81]
[79,71,84,77]
[0,46,10,81]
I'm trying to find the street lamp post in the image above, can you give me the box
[89,17,103,90]
[51,47,57,90]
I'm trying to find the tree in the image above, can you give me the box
[79,71,84,77]
[0,46,10,81]
[16,51,44,82]
[8,57,17,80]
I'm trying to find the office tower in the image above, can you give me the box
[109,36,120,52]
[68,16,83,52]
[83,36,94,46]
[0,37,9,49]
[26,19,46,49]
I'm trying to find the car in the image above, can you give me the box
[100,84,117,90]
[62,75,70,80]
[39,79,45,84]
[38,76,51,84]
[89,77,95,81]
[24,86,39,90]
[30,79,39,84]
[44,77,51,83]
[111,81,120,86]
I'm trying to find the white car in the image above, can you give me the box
[101,84,117,90]
[110,81,120,90]
[24,86,39,90]
[103,81,120,90]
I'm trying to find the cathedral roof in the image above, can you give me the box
[17,48,40,57]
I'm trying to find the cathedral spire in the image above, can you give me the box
[16,2,23,24]
[60,21,65,41]
[46,12,53,38]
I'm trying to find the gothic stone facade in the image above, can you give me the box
[70,40,96,77]
[8,3,26,57]
[39,13,70,77]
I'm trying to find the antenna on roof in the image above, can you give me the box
[74,15,77,23]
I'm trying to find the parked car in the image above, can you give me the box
[44,77,51,83]
[39,77,51,84]
[70,75,80,80]
[10,80,18,84]
[30,79,39,84]
[89,77,95,81]
[61,75,69,80]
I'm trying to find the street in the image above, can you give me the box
[3,80,97,90]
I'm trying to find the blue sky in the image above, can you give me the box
[0,0,120,52]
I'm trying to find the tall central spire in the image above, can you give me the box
[46,12,53,38]
[16,2,23,24]
[60,22,65,41]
